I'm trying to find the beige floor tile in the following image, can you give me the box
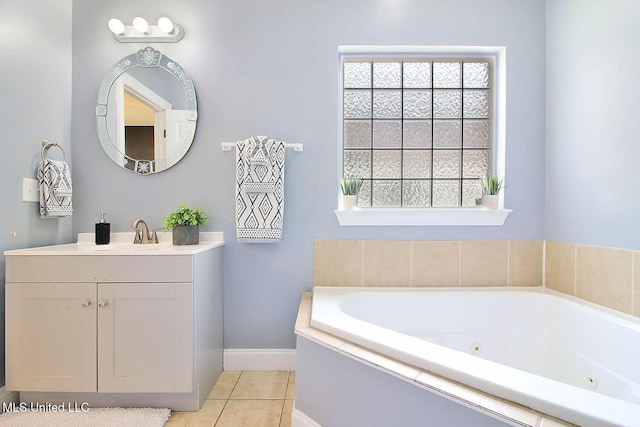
[215,400,284,427]
[230,371,289,400]
[285,371,295,400]
[208,370,242,399]
[165,399,225,427]
[280,400,294,427]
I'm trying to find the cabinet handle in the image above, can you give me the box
[98,301,108,308]
[81,300,91,308]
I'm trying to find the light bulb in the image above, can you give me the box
[132,17,149,33]
[108,18,125,35]
[157,17,174,34]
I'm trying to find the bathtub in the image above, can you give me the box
[310,287,640,427]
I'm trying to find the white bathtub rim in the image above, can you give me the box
[313,310,636,427]
[311,286,640,427]
[298,295,550,427]
[315,286,640,327]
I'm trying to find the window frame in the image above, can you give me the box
[336,45,510,226]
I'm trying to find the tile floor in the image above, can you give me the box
[165,370,295,427]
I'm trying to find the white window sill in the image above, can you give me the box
[334,208,512,226]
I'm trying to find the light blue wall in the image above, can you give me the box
[545,0,640,251]
[71,0,546,349]
[4,0,636,388]
[0,1,73,385]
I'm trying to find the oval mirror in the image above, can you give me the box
[96,47,197,174]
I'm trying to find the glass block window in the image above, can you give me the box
[342,53,496,208]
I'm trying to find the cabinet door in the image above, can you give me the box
[5,282,97,392]
[97,282,193,393]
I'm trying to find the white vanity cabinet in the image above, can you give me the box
[6,282,97,392]
[6,281,192,394]
[97,282,193,393]
[4,233,224,411]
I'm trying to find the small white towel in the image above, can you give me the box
[236,136,285,243]
[38,159,73,218]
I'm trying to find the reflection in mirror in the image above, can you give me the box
[96,47,197,174]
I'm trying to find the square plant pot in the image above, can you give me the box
[172,225,200,245]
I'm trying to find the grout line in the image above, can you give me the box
[278,371,291,427]
[213,399,230,427]
[278,405,286,427]
[228,370,242,400]
[631,253,636,316]
[212,371,241,427]
[360,240,364,286]
[457,241,461,287]
[212,370,293,427]
[541,240,546,288]
[409,241,414,287]
[573,243,578,296]
[506,241,511,286]
[218,398,290,401]
[288,370,294,400]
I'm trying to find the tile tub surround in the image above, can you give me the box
[313,239,543,288]
[545,241,640,316]
[314,239,640,318]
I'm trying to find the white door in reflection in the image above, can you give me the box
[112,73,188,170]
[159,109,189,163]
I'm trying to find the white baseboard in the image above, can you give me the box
[223,349,296,371]
[291,407,322,427]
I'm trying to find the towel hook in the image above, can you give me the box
[41,138,66,163]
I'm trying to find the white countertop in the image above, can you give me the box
[4,232,225,256]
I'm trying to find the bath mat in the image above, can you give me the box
[0,406,170,426]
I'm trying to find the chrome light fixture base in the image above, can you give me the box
[108,17,184,43]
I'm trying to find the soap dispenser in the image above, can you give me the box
[95,212,110,245]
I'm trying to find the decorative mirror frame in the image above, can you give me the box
[96,47,197,174]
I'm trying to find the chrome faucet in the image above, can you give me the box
[130,219,158,244]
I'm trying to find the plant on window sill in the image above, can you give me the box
[480,176,504,210]
[339,178,363,211]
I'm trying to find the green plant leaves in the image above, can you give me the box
[340,179,363,196]
[162,204,209,231]
[481,176,503,195]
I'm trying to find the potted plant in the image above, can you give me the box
[480,176,503,210]
[340,178,363,210]
[162,204,209,245]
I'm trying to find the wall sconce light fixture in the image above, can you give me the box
[108,17,184,43]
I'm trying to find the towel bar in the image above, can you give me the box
[41,139,67,162]
[221,142,303,152]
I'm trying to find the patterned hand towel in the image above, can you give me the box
[38,159,73,217]
[236,136,285,242]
